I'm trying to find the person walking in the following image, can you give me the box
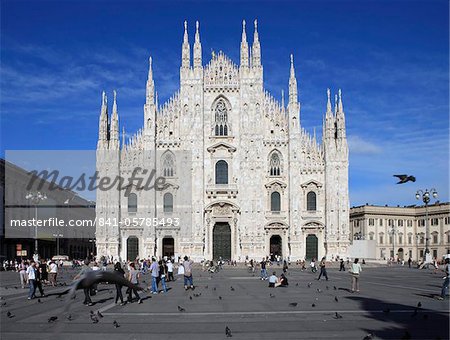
[114,262,126,305]
[19,261,27,289]
[126,263,142,303]
[150,258,159,294]
[339,259,345,271]
[408,257,412,268]
[74,259,93,306]
[283,260,288,274]
[48,261,58,287]
[183,256,194,290]
[35,262,45,297]
[26,261,37,300]
[167,260,174,282]
[260,258,268,280]
[317,257,329,281]
[436,258,449,300]
[350,258,362,292]
[159,260,168,293]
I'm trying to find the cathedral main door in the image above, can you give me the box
[162,237,175,258]
[213,223,231,260]
[127,236,139,261]
[270,235,282,261]
[305,234,318,260]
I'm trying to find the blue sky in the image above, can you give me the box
[1,0,448,206]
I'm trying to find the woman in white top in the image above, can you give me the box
[350,258,362,292]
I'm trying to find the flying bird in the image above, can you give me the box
[417,302,422,308]
[113,320,120,328]
[393,174,416,184]
[225,326,233,337]
[178,305,185,312]
[48,316,58,323]
[90,314,99,323]
[6,311,14,318]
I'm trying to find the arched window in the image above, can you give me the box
[128,193,137,213]
[269,152,281,176]
[214,99,229,136]
[162,152,175,177]
[215,160,228,184]
[307,191,317,211]
[271,192,281,212]
[163,193,173,213]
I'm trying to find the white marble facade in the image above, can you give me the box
[95,20,350,262]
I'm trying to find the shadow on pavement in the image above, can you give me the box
[347,295,449,339]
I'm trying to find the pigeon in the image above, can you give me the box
[317,288,322,293]
[230,287,235,291]
[97,311,103,318]
[307,282,312,288]
[289,302,298,307]
[312,303,316,307]
[37,299,43,303]
[225,326,232,337]
[417,302,422,308]
[178,305,185,312]
[193,293,201,297]
[6,311,15,318]
[219,296,222,300]
[113,320,120,328]
[269,293,275,298]
[393,174,416,184]
[189,296,193,300]
[1,301,6,307]
[334,312,343,319]
[335,296,339,302]
[66,314,73,321]
[333,286,337,290]
[213,287,216,291]
[90,314,99,323]
[362,333,374,340]
[295,283,299,287]
[48,316,58,323]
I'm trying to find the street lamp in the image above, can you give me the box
[389,226,397,262]
[415,188,438,263]
[25,191,48,259]
[52,232,63,256]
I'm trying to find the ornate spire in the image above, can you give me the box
[110,90,119,149]
[193,21,202,69]
[334,94,338,114]
[181,20,190,69]
[146,56,155,105]
[240,20,249,68]
[122,126,126,149]
[281,89,285,109]
[252,19,261,68]
[97,91,108,149]
[326,88,332,113]
[338,88,344,113]
[288,54,298,103]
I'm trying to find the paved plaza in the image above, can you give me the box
[0,264,448,339]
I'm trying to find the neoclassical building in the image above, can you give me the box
[95,20,350,262]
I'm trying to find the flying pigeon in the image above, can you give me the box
[90,314,99,323]
[393,174,416,184]
[48,316,58,323]
[225,326,233,337]
[6,311,15,318]
[178,305,185,312]
[113,320,120,328]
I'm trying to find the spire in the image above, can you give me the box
[281,89,285,109]
[240,20,249,69]
[110,90,119,149]
[181,20,190,69]
[193,21,202,69]
[288,54,298,103]
[122,126,126,149]
[338,88,343,113]
[251,19,261,68]
[97,91,109,149]
[146,56,155,105]
[334,94,338,114]
[326,88,332,113]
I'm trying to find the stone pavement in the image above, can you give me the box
[0,264,448,339]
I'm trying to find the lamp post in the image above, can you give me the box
[25,191,48,258]
[389,226,397,262]
[52,232,63,256]
[415,188,438,263]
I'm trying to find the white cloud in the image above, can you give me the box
[347,135,382,155]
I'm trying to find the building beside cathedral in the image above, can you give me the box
[95,20,350,262]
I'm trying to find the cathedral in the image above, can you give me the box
[95,20,350,262]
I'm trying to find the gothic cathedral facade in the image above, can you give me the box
[95,21,350,262]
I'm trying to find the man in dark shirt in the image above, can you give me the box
[260,259,267,280]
